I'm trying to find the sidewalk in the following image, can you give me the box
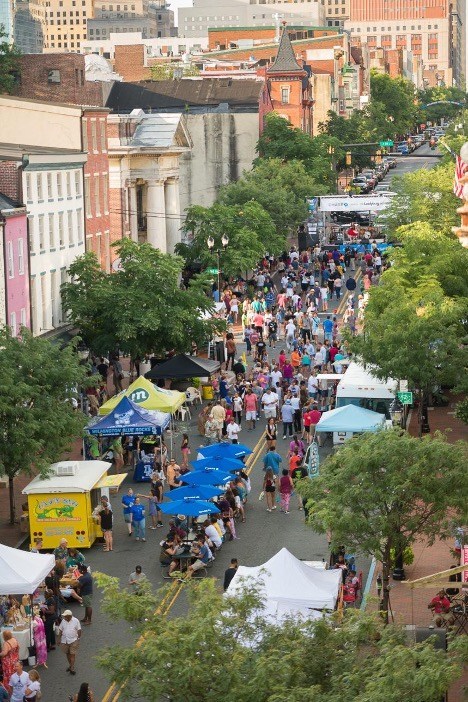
[365,393,467,701]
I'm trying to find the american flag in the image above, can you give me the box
[453,155,468,199]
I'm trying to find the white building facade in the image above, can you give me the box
[24,152,87,335]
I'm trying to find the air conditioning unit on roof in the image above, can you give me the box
[54,462,78,476]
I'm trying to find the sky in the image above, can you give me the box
[169,0,192,25]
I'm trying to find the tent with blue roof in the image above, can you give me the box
[87,396,170,436]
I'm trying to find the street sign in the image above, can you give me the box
[397,391,413,405]
[379,140,394,147]
[207,268,219,274]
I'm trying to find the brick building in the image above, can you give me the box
[82,108,111,271]
[207,25,337,51]
[15,53,104,106]
[263,27,313,134]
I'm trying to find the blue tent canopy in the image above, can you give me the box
[315,405,386,433]
[87,396,170,436]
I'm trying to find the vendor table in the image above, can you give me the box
[1,626,32,660]
[133,458,154,482]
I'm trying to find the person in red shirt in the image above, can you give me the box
[243,389,258,431]
[329,343,340,364]
[302,406,314,443]
[308,405,322,446]
[347,223,359,239]
[428,590,454,627]
[289,449,301,474]
[278,350,287,371]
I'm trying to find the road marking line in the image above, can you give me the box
[101,579,183,702]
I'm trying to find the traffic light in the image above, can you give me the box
[346,151,352,166]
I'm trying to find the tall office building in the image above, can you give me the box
[178,0,326,38]
[28,0,94,52]
[346,0,464,86]
[87,0,174,40]
[325,0,349,28]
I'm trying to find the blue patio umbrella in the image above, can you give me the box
[198,442,252,459]
[191,457,245,473]
[164,485,224,500]
[158,499,220,517]
[182,469,232,486]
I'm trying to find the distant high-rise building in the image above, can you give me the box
[325,0,349,28]
[178,0,326,38]
[28,0,94,52]
[346,0,464,87]
[13,0,44,53]
[87,0,174,41]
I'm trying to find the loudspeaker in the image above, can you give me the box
[405,625,447,650]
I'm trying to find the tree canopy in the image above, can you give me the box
[218,158,326,239]
[0,24,20,94]
[0,328,91,523]
[179,199,282,276]
[94,574,467,702]
[61,239,223,358]
[297,430,468,616]
[370,72,419,135]
[418,86,467,124]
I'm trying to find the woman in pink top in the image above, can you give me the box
[279,469,294,513]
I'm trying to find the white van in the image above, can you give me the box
[335,362,397,418]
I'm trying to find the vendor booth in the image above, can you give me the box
[98,376,185,416]
[315,404,386,445]
[226,548,342,622]
[87,396,171,482]
[22,460,124,549]
[0,545,55,659]
[145,354,220,380]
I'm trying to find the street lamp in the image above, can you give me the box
[389,397,404,426]
[328,145,336,193]
[207,233,229,300]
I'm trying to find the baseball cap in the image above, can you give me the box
[62,610,72,617]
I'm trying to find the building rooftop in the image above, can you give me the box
[0,192,23,210]
[106,78,263,112]
[266,27,305,74]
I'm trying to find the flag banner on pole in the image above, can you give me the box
[453,155,467,199]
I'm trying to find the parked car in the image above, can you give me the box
[384,157,397,168]
[360,172,377,189]
[374,183,393,193]
[351,178,370,193]
[397,143,409,155]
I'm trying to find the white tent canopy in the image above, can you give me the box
[227,548,342,620]
[0,543,55,595]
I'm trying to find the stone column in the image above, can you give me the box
[129,182,138,242]
[165,177,181,254]
[146,179,167,252]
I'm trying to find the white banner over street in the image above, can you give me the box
[318,195,393,212]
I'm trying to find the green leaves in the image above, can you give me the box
[0,25,21,94]
[0,328,91,522]
[94,575,466,702]
[370,72,420,135]
[61,239,224,358]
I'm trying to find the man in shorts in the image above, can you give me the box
[261,388,278,420]
[58,610,81,675]
[186,536,212,578]
[243,388,258,430]
[121,487,135,536]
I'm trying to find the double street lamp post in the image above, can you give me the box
[207,233,229,301]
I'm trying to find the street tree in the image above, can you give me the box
[94,573,467,702]
[381,161,460,238]
[256,112,342,190]
[297,430,468,620]
[350,272,467,435]
[61,239,223,358]
[418,86,467,124]
[0,25,20,94]
[218,158,327,239]
[179,200,281,276]
[370,72,419,135]
[0,328,91,524]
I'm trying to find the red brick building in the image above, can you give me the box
[82,108,111,272]
[262,27,314,134]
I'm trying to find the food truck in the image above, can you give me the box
[23,460,126,549]
[335,362,397,419]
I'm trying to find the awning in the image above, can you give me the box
[0,545,55,595]
[145,353,220,380]
[95,473,127,490]
[89,396,170,435]
[315,405,386,433]
[98,376,185,415]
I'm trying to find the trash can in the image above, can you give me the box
[201,385,214,401]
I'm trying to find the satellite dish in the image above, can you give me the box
[346,278,357,290]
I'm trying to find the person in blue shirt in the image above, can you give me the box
[130,498,146,542]
[323,315,334,343]
[121,488,136,536]
[187,536,212,578]
[262,446,283,476]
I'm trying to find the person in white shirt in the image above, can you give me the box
[9,662,30,702]
[226,418,241,443]
[24,669,41,701]
[205,519,223,549]
[289,248,299,261]
[270,369,282,387]
[58,610,81,675]
[281,275,289,289]
[285,321,296,351]
[308,374,319,399]
[262,389,278,419]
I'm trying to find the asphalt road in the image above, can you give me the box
[33,146,440,701]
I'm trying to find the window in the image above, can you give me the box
[66,171,72,197]
[75,210,83,243]
[28,217,34,254]
[25,174,32,202]
[37,174,43,201]
[100,119,106,151]
[91,120,97,151]
[17,238,24,274]
[94,174,101,216]
[58,212,64,246]
[84,177,91,217]
[281,86,290,104]
[57,172,63,198]
[38,215,45,250]
[50,270,57,326]
[10,312,16,335]
[68,211,74,244]
[20,308,26,328]
[49,215,55,249]
[47,172,53,199]
[82,120,88,151]
[103,173,109,214]
[30,278,36,333]
[7,241,14,278]
[75,171,81,196]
